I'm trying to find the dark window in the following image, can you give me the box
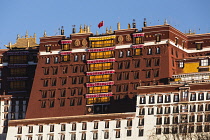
[62,66,68,74]
[60,89,66,97]
[28,126,33,133]
[134,60,140,68]
[79,77,84,84]
[60,99,65,107]
[125,61,130,69]
[72,123,76,131]
[49,100,54,108]
[61,124,65,131]
[156,34,161,42]
[54,56,58,63]
[70,99,75,106]
[93,133,98,140]
[139,108,145,115]
[148,108,154,115]
[74,55,78,62]
[157,95,163,103]
[94,122,98,129]
[44,67,49,75]
[119,51,123,58]
[104,132,109,139]
[154,59,160,66]
[174,94,179,102]
[17,126,22,134]
[199,93,204,100]
[127,120,132,127]
[146,59,151,67]
[46,58,50,64]
[164,128,169,134]
[116,131,120,138]
[156,128,161,134]
[77,98,82,105]
[156,117,162,125]
[127,50,131,57]
[146,71,150,78]
[140,96,146,104]
[124,72,129,80]
[61,78,67,86]
[41,90,47,98]
[105,121,109,128]
[190,93,196,101]
[73,66,78,73]
[156,47,160,54]
[72,77,77,84]
[116,120,121,128]
[127,130,132,137]
[50,125,54,132]
[52,67,58,75]
[165,95,171,103]
[147,48,152,55]
[41,101,46,108]
[138,118,144,126]
[78,88,83,95]
[82,55,86,61]
[39,125,43,133]
[43,80,48,87]
[81,133,86,140]
[51,78,56,86]
[50,90,55,98]
[118,62,123,69]
[138,129,144,136]
[196,43,202,50]
[117,73,122,80]
[134,71,139,79]
[82,122,87,130]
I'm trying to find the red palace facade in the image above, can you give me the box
[25,21,210,119]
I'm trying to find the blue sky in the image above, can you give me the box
[0,0,209,48]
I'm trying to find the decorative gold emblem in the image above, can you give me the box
[88,107,92,112]
[74,39,80,46]
[126,35,131,41]
[82,39,87,47]
[118,35,123,43]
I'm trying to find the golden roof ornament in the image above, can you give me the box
[25,30,29,38]
[117,22,121,30]
[79,25,83,33]
[96,30,99,35]
[44,30,47,37]
[106,27,109,34]
[109,26,113,33]
[17,34,20,40]
[128,23,131,29]
[164,19,168,25]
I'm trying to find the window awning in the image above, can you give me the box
[133,33,144,37]
[86,81,114,87]
[132,44,144,48]
[87,58,115,64]
[88,47,115,52]
[61,40,72,44]
[86,70,115,76]
[60,51,72,55]
[86,92,113,98]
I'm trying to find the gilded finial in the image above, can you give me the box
[25,30,28,38]
[96,30,99,35]
[109,26,113,33]
[106,27,109,34]
[164,19,168,25]
[17,34,20,40]
[33,33,36,38]
[128,23,131,29]
[44,30,47,37]
[117,22,121,30]
[87,26,90,33]
[144,18,147,27]
[79,25,83,33]
[132,19,136,28]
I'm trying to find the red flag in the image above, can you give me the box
[98,21,104,28]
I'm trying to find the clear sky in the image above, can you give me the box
[0,0,210,48]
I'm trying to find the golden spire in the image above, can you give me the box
[87,26,90,33]
[25,30,28,38]
[17,34,20,40]
[128,23,131,29]
[96,30,99,35]
[79,25,83,33]
[34,33,36,38]
[109,26,113,33]
[117,22,121,30]
[106,27,109,34]
[164,19,168,25]
[44,30,47,37]
[27,40,30,47]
